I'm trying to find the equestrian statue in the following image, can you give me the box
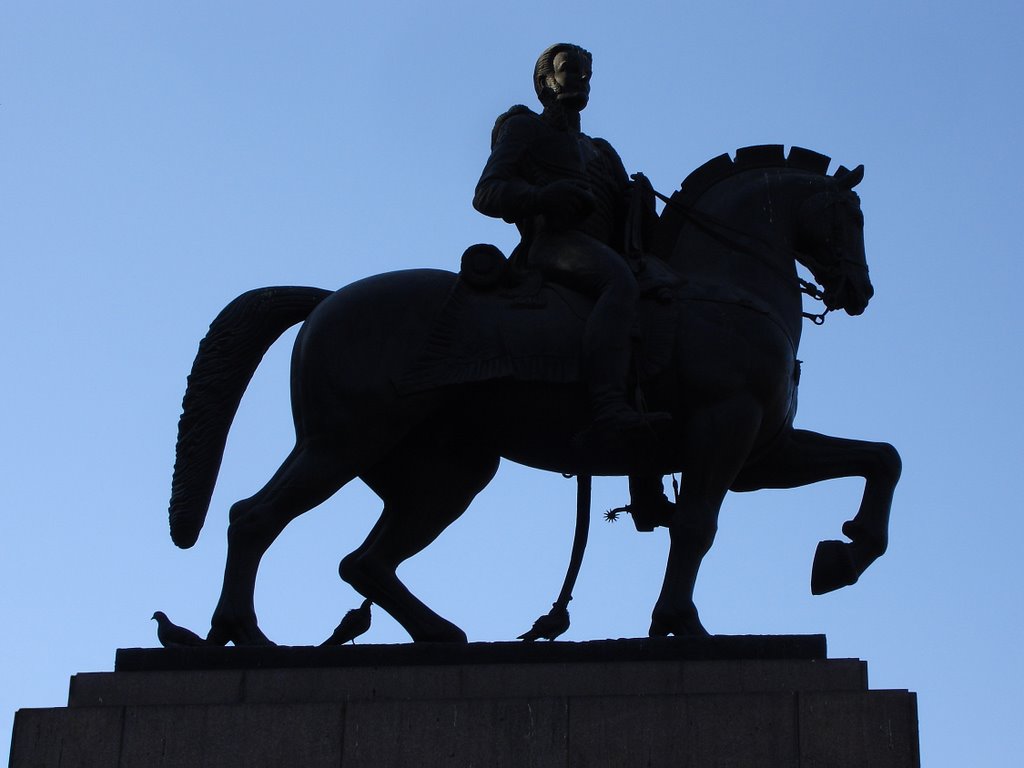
[165,44,900,645]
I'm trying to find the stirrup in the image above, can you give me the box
[627,493,675,532]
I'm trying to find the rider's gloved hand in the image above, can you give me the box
[630,172,653,192]
[534,179,596,226]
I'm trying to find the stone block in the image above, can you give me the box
[243,664,464,704]
[10,638,918,767]
[69,670,244,707]
[799,690,920,768]
[114,634,827,672]
[568,692,800,767]
[681,658,866,694]
[9,707,123,768]
[66,656,866,712]
[118,703,344,768]
[455,661,678,699]
[342,697,568,768]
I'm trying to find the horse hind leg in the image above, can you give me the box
[208,437,358,646]
[731,428,902,594]
[341,444,500,643]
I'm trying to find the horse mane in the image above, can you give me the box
[653,145,850,259]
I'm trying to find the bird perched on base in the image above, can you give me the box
[518,601,571,641]
[152,611,207,647]
[321,598,372,645]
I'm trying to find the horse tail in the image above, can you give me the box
[168,286,332,548]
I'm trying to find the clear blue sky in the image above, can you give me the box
[2,2,1021,765]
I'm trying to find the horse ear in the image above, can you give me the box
[836,164,865,189]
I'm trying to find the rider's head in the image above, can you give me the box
[534,43,592,111]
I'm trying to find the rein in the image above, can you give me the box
[650,186,833,325]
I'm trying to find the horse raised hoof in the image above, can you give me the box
[810,540,859,595]
[841,519,888,557]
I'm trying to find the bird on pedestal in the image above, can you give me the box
[518,601,571,641]
[321,599,372,645]
[152,611,207,647]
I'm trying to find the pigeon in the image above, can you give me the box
[320,599,372,646]
[152,611,207,647]
[518,602,570,641]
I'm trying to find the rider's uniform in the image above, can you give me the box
[473,106,640,421]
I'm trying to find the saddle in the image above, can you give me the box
[394,244,677,396]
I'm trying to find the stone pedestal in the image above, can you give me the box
[9,635,919,767]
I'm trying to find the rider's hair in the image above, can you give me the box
[534,43,592,106]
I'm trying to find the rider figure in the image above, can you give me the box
[474,42,668,442]
[474,43,673,527]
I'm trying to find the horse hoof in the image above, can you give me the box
[205,623,230,646]
[648,616,671,637]
[207,621,276,647]
[811,540,859,595]
[412,621,468,644]
[841,520,888,557]
[649,607,709,638]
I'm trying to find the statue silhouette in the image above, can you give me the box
[167,140,899,645]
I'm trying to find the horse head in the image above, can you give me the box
[794,165,873,316]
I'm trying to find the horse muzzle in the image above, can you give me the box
[825,275,873,316]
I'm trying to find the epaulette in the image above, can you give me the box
[490,104,538,148]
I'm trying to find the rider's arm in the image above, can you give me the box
[473,114,540,224]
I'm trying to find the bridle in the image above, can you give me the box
[650,180,864,326]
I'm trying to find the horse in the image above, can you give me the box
[168,144,900,645]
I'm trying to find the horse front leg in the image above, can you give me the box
[732,428,901,594]
[649,489,725,638]
[651,400,762,637]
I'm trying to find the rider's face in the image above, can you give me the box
[550,50,591,111]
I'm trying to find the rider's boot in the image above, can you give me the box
[573,269,670,447]
[577,342,671,446]
[626,474,675,532]
[574,391,671,452]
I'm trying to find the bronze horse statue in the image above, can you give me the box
[168,145,900,645]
